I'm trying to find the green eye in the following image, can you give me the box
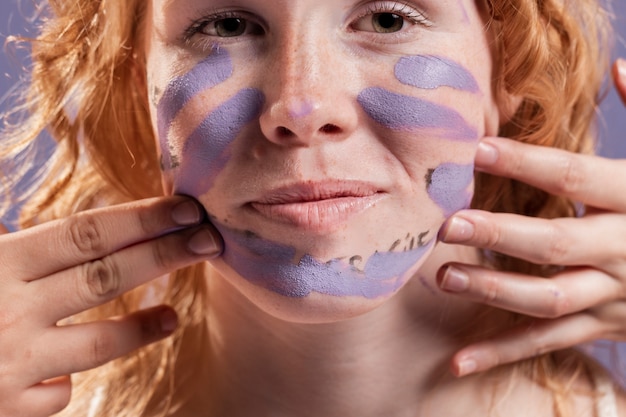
[371,13,405,33]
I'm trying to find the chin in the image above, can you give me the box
[207,230,434,324]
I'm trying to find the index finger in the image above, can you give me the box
[0,196,206,281]
[474,136,626,212]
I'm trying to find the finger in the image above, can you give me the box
[450,314,604,376]
[436,264,620,319]
[439,210,626,268]
[19,376,72,417]
[473,136,626,212]
[0,196,206,281]
[28,224,220,322]
[614,58,626,105]
[27,305,177,385]
[0,224,8,235]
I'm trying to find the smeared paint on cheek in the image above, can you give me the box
[426,163,474,217]
[155,47,266,197]
[157,47,233,171]
[357,88,477,140]
[174,88,265,196]
[214,222,433,299]
[395,55,479,93]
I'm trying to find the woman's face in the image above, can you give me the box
[145,0,500,321]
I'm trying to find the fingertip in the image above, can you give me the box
[159,306,179,334]
[614,58,626,104]
[474,140,500,169]
[187,226,223,257]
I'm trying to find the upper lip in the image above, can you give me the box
[251,180,382,205]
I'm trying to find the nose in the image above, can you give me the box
[258,33,358,147]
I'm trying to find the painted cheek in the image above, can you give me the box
[157,47,233,171]
[174,88,265,197]
[395,55,479,93]
[426,163,474,217]
[357,87,478,141]
[215,222,433,299]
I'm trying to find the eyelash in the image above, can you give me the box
[352,1,431,29]
[182,1,431,45]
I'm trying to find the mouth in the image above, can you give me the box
[247,181,385,233]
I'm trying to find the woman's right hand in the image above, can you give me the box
[0,196,222,417]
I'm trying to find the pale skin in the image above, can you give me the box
[0,1,626,416]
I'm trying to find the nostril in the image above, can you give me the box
[276,126,294,137]
[319,124,341,134]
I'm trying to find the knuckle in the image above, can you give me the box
[90,331,118,367]
[481,274,501,304]
[480,218,502,250]
[66,213,106,256]
[83,258,121,301]
[137,204,164,236]
[553,155,585,195]
[538,224,569,264]
[542,286,571,319]
[151,237,178,271]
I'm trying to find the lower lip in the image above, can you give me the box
[249,195,383,232]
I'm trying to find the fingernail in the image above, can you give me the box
[160,309,178,333]
[457,358,478,376]
[440,266,469,292]
[188,228,221,256]
[475,141,499,167]
[618,58,626,82]
[441,216,475,243]
[172,200,202,226]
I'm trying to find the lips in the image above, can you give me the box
[248,181,384,232]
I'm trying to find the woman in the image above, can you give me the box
[1,0,626,416]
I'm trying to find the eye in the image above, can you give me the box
[185,12,264,40]
[370,13,405,33]
[351,2,430,34]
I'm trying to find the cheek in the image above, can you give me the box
[426,163,474,217]
[358,54,481,217]
[154,47,265,198]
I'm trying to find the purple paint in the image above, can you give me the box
[213,222,433,299]
[357,87,478,141]
[174,88,265,196]
[395,55,479,93]
[427,163,474,217]
[288,100,314,119]
[157,47,233,171]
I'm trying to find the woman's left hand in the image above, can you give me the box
[438,59,626,377]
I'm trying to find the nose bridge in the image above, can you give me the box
[274,26,333,104]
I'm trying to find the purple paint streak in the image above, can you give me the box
[174,88,265,197]
[214,222,433,299]
[427,163,474,217]
[395,55,479,93]
[357,87,478,141]
[157,47,233,171]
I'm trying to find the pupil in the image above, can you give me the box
[217,18,245,36]
[373,13,403,32]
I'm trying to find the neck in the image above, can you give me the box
[187,243,497,417]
